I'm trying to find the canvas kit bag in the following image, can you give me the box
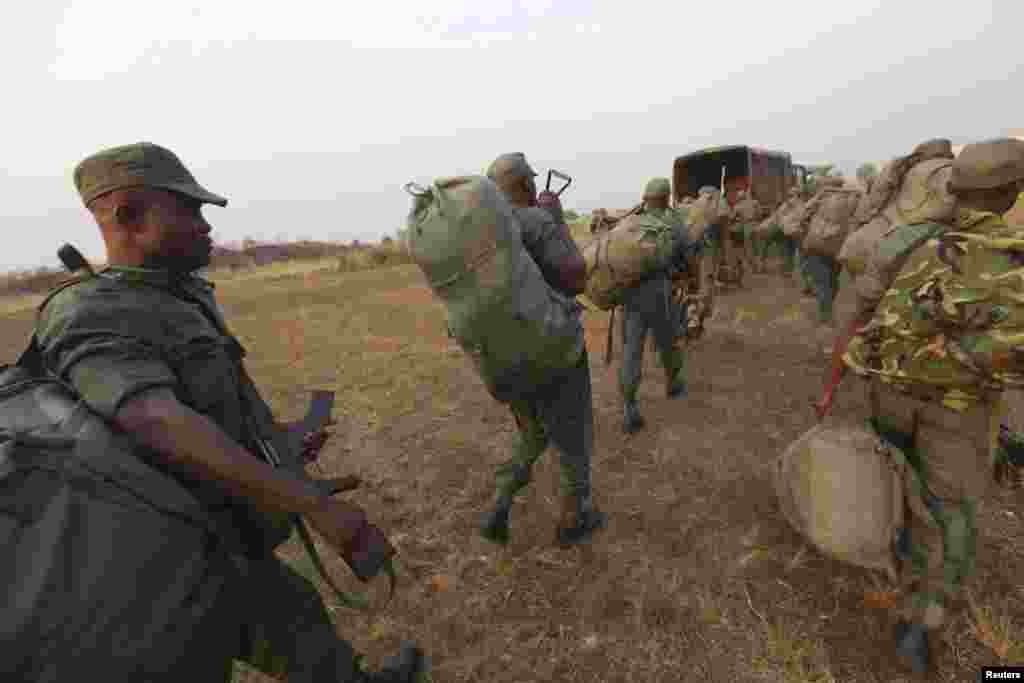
[581,212,676,310]
[773,417,905,581]
[405,176,584,403]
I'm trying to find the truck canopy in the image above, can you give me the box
[673,145,797,209]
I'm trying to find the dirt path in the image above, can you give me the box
[2,264,1020,682]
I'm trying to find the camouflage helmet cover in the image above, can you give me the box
[74,142,228,207]
[949,138,1024,191]
[643,177,671,199]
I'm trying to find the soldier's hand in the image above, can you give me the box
[813,389,835,421]
[537,190,565,223]
[281,418,337,464]
[307,498,397,581]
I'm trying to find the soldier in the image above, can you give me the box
[798,177,851,325]
[815,138,1024,674]
[34,143,426,682]
[732,188,764,273]
[481,153,607,547]
[771,185,804,276]
[615,178,690,434]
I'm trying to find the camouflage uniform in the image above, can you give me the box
[484,153,606,547]
[37,143,416,683]
[841,139,1024,672]
[615,178,690,433]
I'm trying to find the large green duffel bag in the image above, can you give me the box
[581,213,675,310]
[405,176,584,402]
[0,360,234,682]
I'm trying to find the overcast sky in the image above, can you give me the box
[1,0,1021,271]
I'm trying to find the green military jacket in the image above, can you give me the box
[34,265,293,554]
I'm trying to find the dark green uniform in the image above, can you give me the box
[617,195,689,434]
[493,205,595,505]
[35,267,365,682]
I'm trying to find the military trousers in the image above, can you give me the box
[175,551,364,683]
[618,275,685,404]
[758,225,785,270]
[780,234,798,274]
[802,251,841,323]
[869,379,1002,630]
[495,349,595,501]
[795,244,815,292]
[722,226,745,276]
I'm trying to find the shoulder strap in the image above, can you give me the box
[13,273,94,374]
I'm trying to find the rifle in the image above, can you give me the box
[57,243,96,277]
[255,390,398,611]
[545,170,572,197]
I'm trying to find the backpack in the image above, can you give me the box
[1,271,392,681]
[845,213,1024,408]
[582,212,678,310]
[686,190,726,243]
[801,188,862,257]
[0,340,235,682]
[405,176,585,402]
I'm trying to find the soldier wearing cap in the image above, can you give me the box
[479,152,607,547]
[612,178,690,434]
[34,143,427,682]
[814,138,1024,675]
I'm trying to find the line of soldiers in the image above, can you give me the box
[585,141,1024,675]
[25,138,1024,680]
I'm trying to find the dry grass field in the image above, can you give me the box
[1,248,1021,682]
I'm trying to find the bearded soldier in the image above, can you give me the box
[34,143,427,682]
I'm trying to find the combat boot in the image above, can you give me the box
[356,641,429,683]
[623,400,645,434]
[480,494,513,545]
[666,377,687,399]
[894,620,932,675]
[556,493,607,547]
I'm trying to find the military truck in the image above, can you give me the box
[672,145,807,211]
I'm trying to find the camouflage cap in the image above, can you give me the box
[74,142,228,207]
[950,138,1024,191]
[643,177,671,198]
[485,153,538,186]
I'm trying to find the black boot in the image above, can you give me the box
[666,376,687,399]
[623,400,645,434]
[894,619,931,675]
[480,495,513,545]
[356,641,429,682]
[556,493,608,547]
